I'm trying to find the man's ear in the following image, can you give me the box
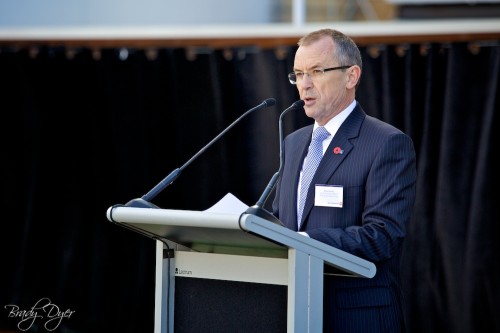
[346,65,361,89]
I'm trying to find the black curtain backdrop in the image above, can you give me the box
[1,40,498,333]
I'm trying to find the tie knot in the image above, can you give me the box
[312,126,330,142]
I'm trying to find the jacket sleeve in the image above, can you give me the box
[306,132,417,263]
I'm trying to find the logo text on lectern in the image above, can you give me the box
[175,267,193,276]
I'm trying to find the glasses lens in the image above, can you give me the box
[288,73,296,85]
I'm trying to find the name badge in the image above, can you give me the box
[314,185,343,208]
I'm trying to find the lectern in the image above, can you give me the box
[106,205,376,333]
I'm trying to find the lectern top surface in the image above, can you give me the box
[107,206,288,258]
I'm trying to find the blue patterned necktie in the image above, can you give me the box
[297,126,330,227]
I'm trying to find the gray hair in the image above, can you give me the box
[298,28,362,70]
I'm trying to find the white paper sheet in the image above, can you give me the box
[204,193,249,214]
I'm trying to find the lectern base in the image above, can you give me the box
[174,277,287,333]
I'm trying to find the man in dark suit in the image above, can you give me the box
[272,28,417,332]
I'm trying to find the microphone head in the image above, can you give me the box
[293,99,305,108]
[263,98,277,107]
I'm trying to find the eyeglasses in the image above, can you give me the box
[288,66,352,85]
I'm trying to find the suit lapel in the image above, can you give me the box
[276,125,312,230]
[300,105,366,228]
[289,125,313,229]
[289,127,313,184]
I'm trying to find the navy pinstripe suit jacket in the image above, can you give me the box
[272,102,417,332]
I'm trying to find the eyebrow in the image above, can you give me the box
[294,64,323,71]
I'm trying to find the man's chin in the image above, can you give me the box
[304,108,316,119]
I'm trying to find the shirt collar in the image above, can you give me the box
[313,100,357,137]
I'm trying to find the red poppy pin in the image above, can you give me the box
[333,147,343,155]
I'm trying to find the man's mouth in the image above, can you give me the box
[303,97,315,105]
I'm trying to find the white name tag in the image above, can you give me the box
[314,185,343,208]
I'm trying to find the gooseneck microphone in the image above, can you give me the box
[126,98,277,208]
[245,99,305,224]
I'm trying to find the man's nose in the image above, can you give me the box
[300,73,313,87]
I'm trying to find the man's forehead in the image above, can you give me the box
[294,41,334,69]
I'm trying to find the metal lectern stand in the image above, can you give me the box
[106,206,376,333]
